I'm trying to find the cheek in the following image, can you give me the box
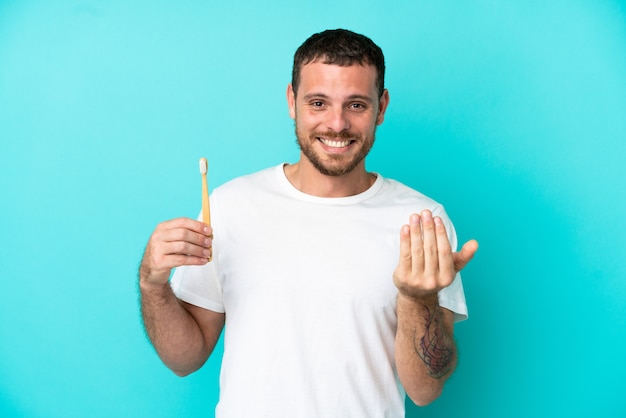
[355,116,379,133]
[295,111,320,129]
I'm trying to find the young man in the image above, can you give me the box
[139,29,478,417]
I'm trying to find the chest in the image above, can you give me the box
[215,199,404,311]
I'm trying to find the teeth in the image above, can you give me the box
[319,138,351,148]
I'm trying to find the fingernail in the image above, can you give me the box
[410,214,420,224]
[434,217,442,226]
[421,210,432,220]
[204,238,212,246]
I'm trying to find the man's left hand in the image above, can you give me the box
[393,210,478,300]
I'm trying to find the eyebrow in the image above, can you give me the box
[302,93,375,104]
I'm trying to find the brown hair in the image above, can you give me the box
[291,29,386,98]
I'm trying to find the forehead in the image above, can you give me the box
[297,62,378,97]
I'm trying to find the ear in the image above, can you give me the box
[287,84,296,120]
[376,89,390,125]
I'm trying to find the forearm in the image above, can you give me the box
[395,293,457,406]
[139,280,210,376]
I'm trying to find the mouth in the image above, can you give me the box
[317,137,354,148]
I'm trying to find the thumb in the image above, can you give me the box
[453,239,479,272]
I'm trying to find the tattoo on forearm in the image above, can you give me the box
[415,306,455,379]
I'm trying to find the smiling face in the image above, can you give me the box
[288,62,389,177]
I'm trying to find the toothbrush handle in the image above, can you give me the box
[201,174,212,262]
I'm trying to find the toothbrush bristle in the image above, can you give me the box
[199,158,207,174]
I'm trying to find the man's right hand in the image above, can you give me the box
[139,218,213,287]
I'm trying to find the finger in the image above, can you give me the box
[163,227,212,250]
[434,216,455,285]
[161,218,209,232]
[146,253,209,278]
[162,239,211,259]
[453,239,479,272]
[154,220,212,251]
[164,217,211,235]
[409,213,425,273]
[167,253,211,268]
[397,223,412,276]
[419,210,437,278]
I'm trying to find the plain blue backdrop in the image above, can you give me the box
[1,0,625,417]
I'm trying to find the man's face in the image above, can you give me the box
[287,62,389,177]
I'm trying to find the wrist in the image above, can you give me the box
[397,291,439,308]
[139,275,171,294]
[138,261,171,291]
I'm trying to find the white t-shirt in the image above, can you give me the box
[171,164,467,418]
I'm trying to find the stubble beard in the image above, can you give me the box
[294,124,376,177]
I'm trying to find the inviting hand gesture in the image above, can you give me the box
[393,210,478,299]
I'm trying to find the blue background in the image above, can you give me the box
[1,1,625,417]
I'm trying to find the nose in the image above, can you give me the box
[325,106,350,133]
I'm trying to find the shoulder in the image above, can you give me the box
[377,176,444,213]
[212,165,279,198]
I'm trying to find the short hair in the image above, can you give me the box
[291,29,386,98]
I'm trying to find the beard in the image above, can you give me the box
[295,125,376,177]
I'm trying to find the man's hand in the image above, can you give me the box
[139,218,213,287]
[393,210,477,299]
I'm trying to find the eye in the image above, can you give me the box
[349,102,367,111]
[310,101,324,108]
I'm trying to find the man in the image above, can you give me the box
[139,29,478,417]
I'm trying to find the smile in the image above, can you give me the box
[318,137,353,148]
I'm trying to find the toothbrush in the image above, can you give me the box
[199,157,212,261]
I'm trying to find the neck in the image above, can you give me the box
[283,160,375,198]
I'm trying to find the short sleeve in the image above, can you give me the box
[438,273,468,322]
[170,261,225,313]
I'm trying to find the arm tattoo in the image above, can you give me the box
[414,305,455,379]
